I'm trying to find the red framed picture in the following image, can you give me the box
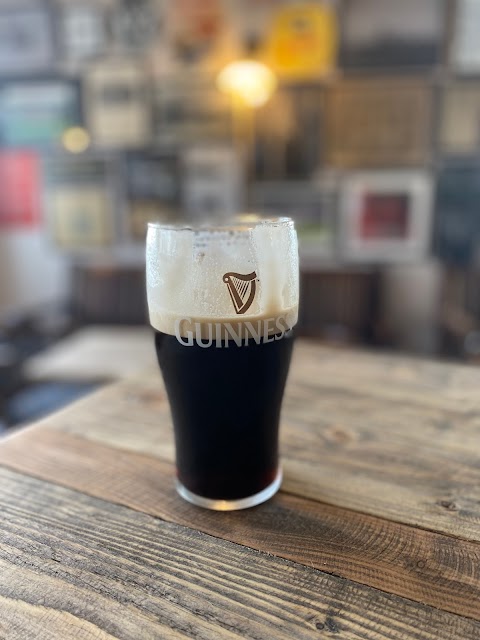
[359,193,410,240]
[0,151,41,228]
[340,171,433,263]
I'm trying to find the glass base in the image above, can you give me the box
[176,469,283,511]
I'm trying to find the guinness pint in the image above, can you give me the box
[146,217,299,510]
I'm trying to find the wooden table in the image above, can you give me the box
[24,326,156,383]
[1,341,480,639]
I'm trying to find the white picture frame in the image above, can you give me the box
[85,59,151,148]
[340,171,433,263]
[43,154,119,252]
[251,176,338,262]
[0,3,55,75]
[60,3,107,63]
[450,0,480,72]
[182,146,243,221]
[439,83,480,156]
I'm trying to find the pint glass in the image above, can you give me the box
[146,217,299,510]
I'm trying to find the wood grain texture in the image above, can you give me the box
[1,427,480,621]
[1,466,479,640]
[29,341,480,541]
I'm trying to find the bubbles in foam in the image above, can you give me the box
[146,218,299,334]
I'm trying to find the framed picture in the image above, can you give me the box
[44,156,116,250]
[340,0,444,69]
[264,2,338,79]
[153,75,232,147]
[0,151,42,228]
[0,78,82,148]
[112,0,160,52]
[0,3,55,75]
[251,176,338,261]
[126,152,181,240]
[340,171,433,263]
[165,0,234,72]
[450,0,480,73]
[254,85,325,181]
[439,83,480,156]
[85,59,151,148]
[434,164,480,266]
[326,79,433,167]
[182,146,243,221]
[59,3,107,63]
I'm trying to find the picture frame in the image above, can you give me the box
[43,155,117,251]
[340,0,444,69]
[251,177,338,261]
[0,2,55,75]
[182,146,243,221]
[254,85,325,181]
[0,150,42,229]
[326,79,433,168]
[434,164,480,266]
[450,0,480,73]
[0,77,82,148]
[126,152,181,240]
[112,0,160,53]
[59,2,107,63]
[439,83,480,156]
[264,2,338,79]
[85,59,151,148]
[165,0,231,72]
[339,171,433,263]
[153,75,232,147]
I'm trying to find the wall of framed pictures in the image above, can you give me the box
[3,0,480,336]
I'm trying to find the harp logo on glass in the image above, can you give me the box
[223,271,257,315]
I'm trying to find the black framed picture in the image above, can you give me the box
[434,164,480,266]
[340,0,444,69]
[0,77,82,148]
[153,74,232,147]
[254,85,325,181]
[112,0,160,52]
[126,152,181,239]
[59,3,107,62]
[44,154,118,251]
[0,3,55,75]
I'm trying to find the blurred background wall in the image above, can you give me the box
[1,0,480,369]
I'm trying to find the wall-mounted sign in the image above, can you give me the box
[0,151,42,228]
[85,59,150,148]
[327,79,432,167]
[0,78,81,148]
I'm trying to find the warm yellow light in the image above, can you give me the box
[217,60,277,108]
[62,127,91,153]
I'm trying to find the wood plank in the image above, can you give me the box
[290,342,480,414]
[1,467,479,640]
[1,427,480,622]
[30,346,480,542]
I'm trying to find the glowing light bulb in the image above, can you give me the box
[62,127,91,153]
[217,60,277,108]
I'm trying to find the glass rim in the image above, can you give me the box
[147,215,294,232]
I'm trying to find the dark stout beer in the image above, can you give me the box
[146,217,299,509]
[155,328,294,500]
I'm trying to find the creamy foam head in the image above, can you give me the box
[146,217,299,336]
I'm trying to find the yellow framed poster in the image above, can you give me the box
[265,2,338,79]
